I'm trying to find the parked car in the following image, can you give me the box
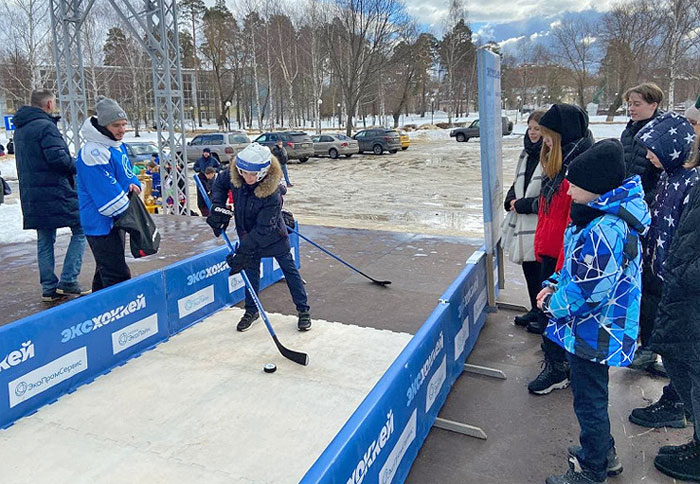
[183,131,251,164]
[399,131,410,150]
[254,131,314,163]
[353,128,402,155]
[311,133,359,159]
[124,142,159,168]
[450,116,513,142]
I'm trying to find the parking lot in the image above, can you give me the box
[280,134,523,237]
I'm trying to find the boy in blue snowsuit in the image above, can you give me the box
[206,143,311,332]
[539,140,651,484]
[76,97,141,292]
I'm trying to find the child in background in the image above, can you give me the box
[628,113,699,430]
[146,160,161,198]
[539,140,650,484]
[196,166,216,217]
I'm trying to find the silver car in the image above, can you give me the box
[311,133,360,159]
[184,131,251,164]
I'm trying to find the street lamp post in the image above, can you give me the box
[190,106,195,132]
[337,103,342,130]
[430,96,435,125]
[317,99,323,135]
[516,96,522,123]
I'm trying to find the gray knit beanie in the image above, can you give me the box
[96,96,128,127]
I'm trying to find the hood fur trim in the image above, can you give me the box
[230,155,283,198]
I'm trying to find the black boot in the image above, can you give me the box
[629,389,687,429]
[237,311,259,332]
[526,317,547,334]
[528,360,570,395]
[654,440,700,482]
[514,309,539,327]
[568,445,623,477]
[545,469,606,484]
[297,310,311,331]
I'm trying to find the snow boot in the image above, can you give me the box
[568,445,623,477]
[526,317,547,334]
[546,468,606,484]
[237,311,259,332]
[659,440,700,456]
[654,440,700,482]
[629,390,688,429]
[514,309,539,327]
[297,310,311,331]
[528,360,570,395]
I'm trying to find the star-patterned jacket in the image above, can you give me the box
[542,176,651,366]
[635,111,699,279]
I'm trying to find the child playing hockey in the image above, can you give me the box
[206,143,311,331]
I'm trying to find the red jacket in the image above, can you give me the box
[535,179,572,264]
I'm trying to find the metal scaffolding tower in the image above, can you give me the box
[48,0,190,215]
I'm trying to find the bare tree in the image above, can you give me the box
[0,0,51,103]
[662,0,700,108]
[599,0,665,120]
[549,17,599,107]
[438,0,473,125]
[322,0,408,135]
[180,0,207,127]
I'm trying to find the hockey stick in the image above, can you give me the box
[288,228,391,286]
[194,175,309,366]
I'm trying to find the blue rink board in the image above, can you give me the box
[301,248,495,484]
[0,232,298,430]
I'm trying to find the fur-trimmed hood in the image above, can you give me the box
[230,155,283,198]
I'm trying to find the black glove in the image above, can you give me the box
[281,209,296,232]
[226,251,256,275]
[206,204,233,237]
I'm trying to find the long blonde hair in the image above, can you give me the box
[539,126,563,179]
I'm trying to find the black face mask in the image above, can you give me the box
[570,203,604,229]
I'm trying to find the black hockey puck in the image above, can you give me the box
[263,363,277,374]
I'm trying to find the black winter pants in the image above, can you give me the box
[522,260,542,311]
[87,227,131,292]
[539,255,567,363]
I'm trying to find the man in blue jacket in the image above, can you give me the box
[14,89,88,301]
[193,148,220,173]
[76,97,141,292]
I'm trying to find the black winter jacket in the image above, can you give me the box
[271,145,288,165]
[649,182,700,362]
[13,106,80,230]
[621,112,663,204]
[211,157,290,257]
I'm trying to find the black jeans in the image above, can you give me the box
[522,260,542,311]
[244,251,309,314]
[87,227,131,292]
[663,356,700,442]
[539,255,567,363]
[639,268,662,347]
[568,352,614,482]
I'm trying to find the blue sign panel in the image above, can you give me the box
[4,115,15,131]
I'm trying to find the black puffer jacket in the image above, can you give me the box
[649,182,700,362]
[14,106,80,230]
[621,112,663,204]
[211,157,290,258]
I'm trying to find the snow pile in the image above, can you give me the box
[0,157,17,180]
[0,202,34,244]
[408,129,452,141]
[0,201,70,244]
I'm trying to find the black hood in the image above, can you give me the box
[539,103,589,146]
[13,106,59,128]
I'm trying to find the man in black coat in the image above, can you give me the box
[648,176,700,482]
[14,89,88,301]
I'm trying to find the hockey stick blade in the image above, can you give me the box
[291,229,391,286]
[273,334,310,366]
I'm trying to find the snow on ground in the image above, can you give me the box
[0,201,69,244]
[0,156,16,179]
